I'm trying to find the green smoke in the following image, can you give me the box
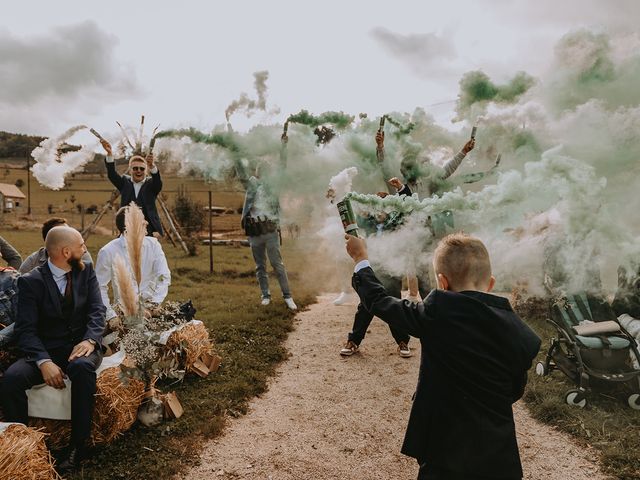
[155,128,251,180]
[546,29,640,111]
[287,110,355,130]
[385,115,416,137]
[455,70,536,118]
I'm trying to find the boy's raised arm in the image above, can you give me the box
[346,234,433,338]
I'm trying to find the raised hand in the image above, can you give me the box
[388,177,404,191]
[100,139,113,156]
[462,139,475,154]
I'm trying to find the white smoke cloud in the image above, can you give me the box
[30,125,96,190]
[225,70,281,122]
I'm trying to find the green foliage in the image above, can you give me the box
[0,131,45,158]
[172,185,205,238]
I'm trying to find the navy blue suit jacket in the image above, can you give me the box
[352,266,541,479]
[15,262,106,363]
[106,160,163,235]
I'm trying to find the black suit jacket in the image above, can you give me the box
[352,266,541,479]
[15,262,106,363]
[105,160,163,235]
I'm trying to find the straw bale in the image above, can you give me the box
[165,322,212,373]
[0,424,61,480]
[29,361,145,448]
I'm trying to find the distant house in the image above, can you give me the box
[0,183,26,213]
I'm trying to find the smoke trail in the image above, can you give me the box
[327,167,359,202]
[30,124,96,190]
[455,71,536,120]
[145,28,640,297]
[224,70,280,121]
[384,115,416,137]
[287,110,355,130]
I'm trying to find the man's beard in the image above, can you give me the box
[67,256,86,271]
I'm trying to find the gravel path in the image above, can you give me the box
[183,294,612,480]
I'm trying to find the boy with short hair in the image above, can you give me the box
[345,232,541,480]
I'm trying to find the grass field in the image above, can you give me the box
[1,228,318,479]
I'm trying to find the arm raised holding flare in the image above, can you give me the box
[99,136,164,236]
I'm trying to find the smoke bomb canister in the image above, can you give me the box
[379,115,386,130]
[89,128,105,141]
[471,126,477,139]
[337,198,359,237]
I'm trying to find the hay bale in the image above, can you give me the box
[29,362,145,448]
[164,322,212,373]
[27,418,70,451]
[0,424,60,480]
[91,364,145,444]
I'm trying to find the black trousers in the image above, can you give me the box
[349,273,410,346]
[1,344,102,445]
[417,462,521,480]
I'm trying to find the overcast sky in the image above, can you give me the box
[1,0,638,136]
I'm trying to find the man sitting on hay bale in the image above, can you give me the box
[95,206,171,322]
[1,226,105,474]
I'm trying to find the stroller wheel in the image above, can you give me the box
[565,389,587,408]
[535,362,547,376]
[628,393,640,411]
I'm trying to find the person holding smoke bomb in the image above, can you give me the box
[340,182,415,358]
[239,130,297,310]
[100,139,163,237]
[345,232,540,480]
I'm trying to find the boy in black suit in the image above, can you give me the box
[345,232,541,480]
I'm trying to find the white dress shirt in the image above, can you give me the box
[354,259,371,273]
[95,235,171,319]
[47,259,70,294]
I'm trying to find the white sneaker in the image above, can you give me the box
[284,298,298,310]
[406,295,420,304]
[398,342,412,358]
[333,291,352,306]
[261,297,271,306]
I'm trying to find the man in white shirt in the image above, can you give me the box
[95,207,171,320]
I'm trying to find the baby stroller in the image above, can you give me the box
[535,290,640,409]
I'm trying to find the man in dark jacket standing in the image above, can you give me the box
[345,232,541,480]
[100,139,163,236]
[2,226,106,474]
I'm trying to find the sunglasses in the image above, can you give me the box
[131,166,146,172]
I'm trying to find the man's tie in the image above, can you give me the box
[64,271,73,301]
